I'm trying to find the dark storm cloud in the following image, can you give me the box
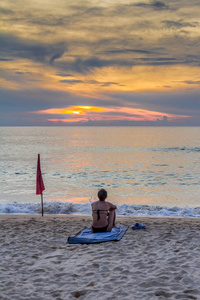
[139,57,177,62]
[60,79,84,84]
[0,33,67,63]
[104,49,157,55]
[15,72,25,75]
[55,57,116,74]
[59,79,119,86]
[134,1,169,10]
[73,57,112,73]
[56,73,73,77]
[162,20,198,28]
[87,80,119,86]
[55,55,182,75]
[0,58,14,61]
[49,50,66,64]
[184,55,200,66]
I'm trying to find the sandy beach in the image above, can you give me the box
[1,214,200,300]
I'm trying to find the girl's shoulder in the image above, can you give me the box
[106,201,117,209]
[91,201,98,208]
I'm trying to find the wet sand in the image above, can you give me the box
[1,214,200,300]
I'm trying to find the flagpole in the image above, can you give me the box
[36,154,45,217]
[41,192,44,217]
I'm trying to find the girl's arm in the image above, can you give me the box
[108,202,117,211]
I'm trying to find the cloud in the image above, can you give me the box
[55,57,117,74]
[134,1,169,10]
[0,33,67,63]
[1,86,200,126]
[183,81,200,85]
[55,55,181,75]
[1,0,200,126]
[112,90,200,117]
[60,79,84,84]
[56,73,73,77]
[0,7,14,15]
[33,104,189,127]
[104,49,157,55]
[0,57,14,61]
[74,57,112,73]
[162,20,197,29]
[100,82,118,87]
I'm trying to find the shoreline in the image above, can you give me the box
[1,215,200,299]
[1,213,200,220]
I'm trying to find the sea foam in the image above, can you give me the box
[0,202,200,217]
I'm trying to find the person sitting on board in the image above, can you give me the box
[91,189,117,233]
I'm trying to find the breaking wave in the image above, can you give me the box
[0,202,200,217]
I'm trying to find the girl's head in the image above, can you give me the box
[98,189,107,201]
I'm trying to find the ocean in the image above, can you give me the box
[1,126,200,217]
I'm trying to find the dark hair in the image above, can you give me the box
[98,189,107,201]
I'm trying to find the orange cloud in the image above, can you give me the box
[35,105,189,124]
[48,118,87,123]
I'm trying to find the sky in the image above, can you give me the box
[0,0,200,126]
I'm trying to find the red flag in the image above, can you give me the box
[36,154,45,195]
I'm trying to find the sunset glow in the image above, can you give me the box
[35,105,189,125]
[1,0,200,125]
[36,106,104,115]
